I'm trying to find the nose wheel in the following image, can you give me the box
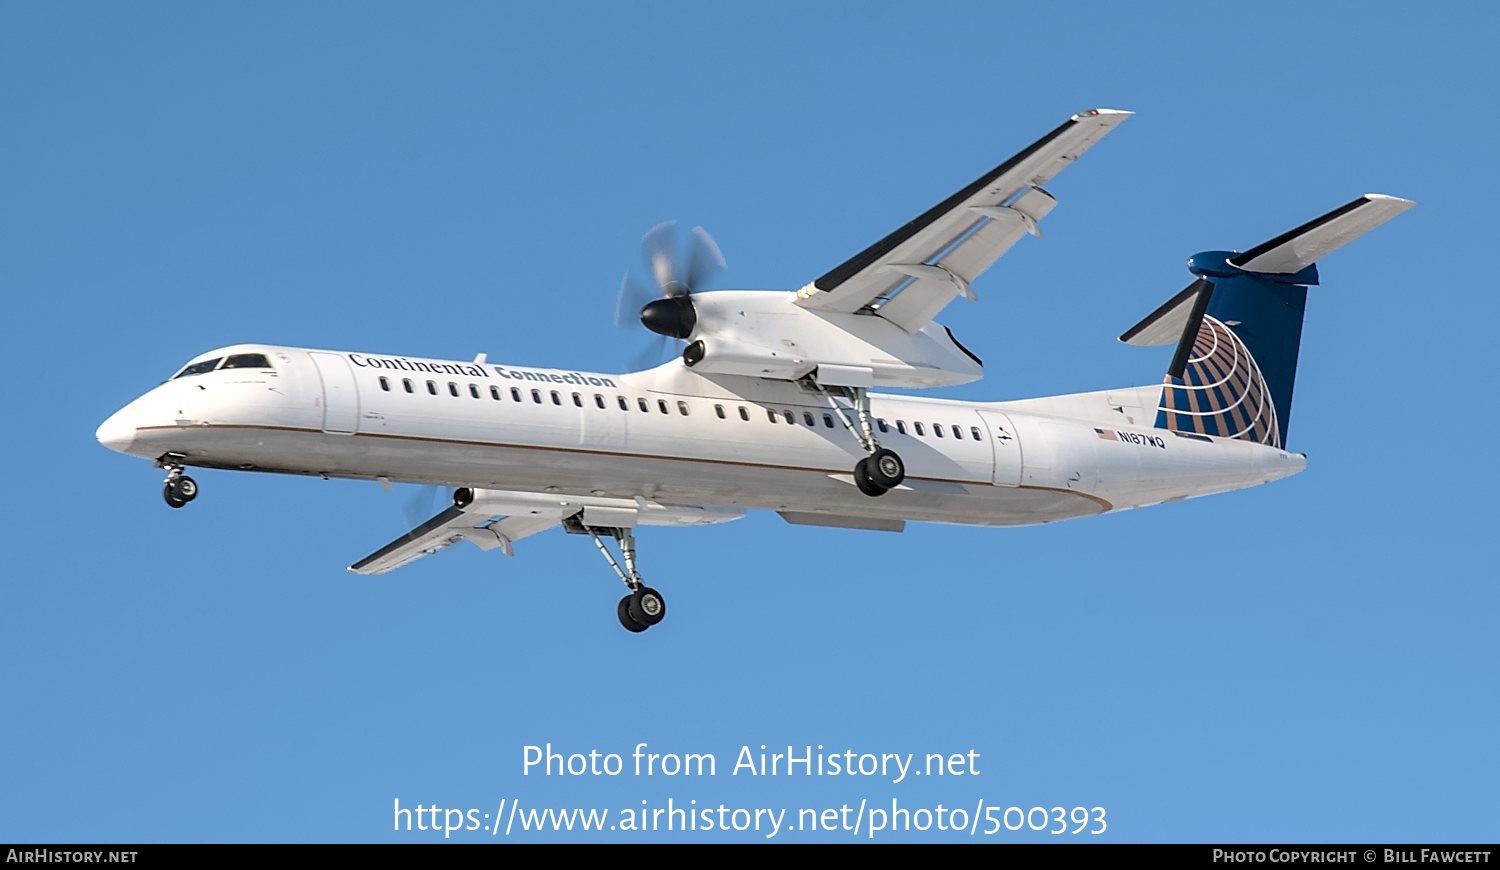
[163,476,198,508]
[159,458,199,509]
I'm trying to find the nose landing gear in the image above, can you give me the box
[157,455,198,509]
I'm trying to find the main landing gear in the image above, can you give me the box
[158,455,199,509]
[564,515,667,634]
[806,380,906,498]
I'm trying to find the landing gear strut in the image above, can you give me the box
[806,380,906,497]
[565,516,667,633]
[157,455,198,509]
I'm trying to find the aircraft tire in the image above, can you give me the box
[163,484,187,509]
[853,459,888,497]
[868,448,905,488]
[174,476,199,503]
[628,587,667,626]
[617,596,649,633]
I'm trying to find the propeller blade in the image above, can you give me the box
[615,273,658,330]
[628,334,671,372]
[401,484,443,529]
[685,225,726,291]
[618,220,724,367]
[642,220,686,296]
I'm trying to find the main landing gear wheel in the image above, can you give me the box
[162,474,198,509]
[627,586,667,627]
[867,448,905,488]
[802,379,904,499]
[570,517,668,634]
[853,458,888,497]
[617,596,649,633]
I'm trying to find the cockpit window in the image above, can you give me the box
[174,358,222,378]
[222,353,272,369]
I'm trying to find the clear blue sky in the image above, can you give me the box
[3,1,1496,844]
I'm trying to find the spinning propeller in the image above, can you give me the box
[615,221,725,369]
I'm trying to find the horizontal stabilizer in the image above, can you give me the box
[1229,194,1415,275]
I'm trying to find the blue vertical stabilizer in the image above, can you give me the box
[1119,194,1415,449]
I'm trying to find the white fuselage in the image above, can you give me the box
[96,344,1307,527]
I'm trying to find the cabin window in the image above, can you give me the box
[490,386,502,400]
[173,358,222,378]
[551,390,562,405]
[896,420,907,435]
[677,401,690,416]
[914,422,926,436]
[783,410,795,424]
[403,378,414,394]
[803,411,816,426]
[767,409,779,423]
[511,387,523,402]
[572,393,583,407]
[952,424,964,439]
[531,389,543,403]
[657,399,669,415]
[378,376,390,392]
[971,426,982,441]
[715,404,726,419]
[618,396,629,411]
[934,424,945,438]
[595,394,607,409]
[824,413,835,429]
[876,418,889,433]
[222,353,272,369]
[638,397,650,413]
[469,384,481,399]
[738,406,750,421]
[427,381,438,395]
[448,382,460,397]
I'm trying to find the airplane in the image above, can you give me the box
[95,108,1413,633]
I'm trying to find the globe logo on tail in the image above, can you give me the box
[1156,316,1281,448]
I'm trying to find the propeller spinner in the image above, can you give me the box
[616,222,724,352]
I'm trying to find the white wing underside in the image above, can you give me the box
[794,109,1132,332]
[348,490,746,576]
[348,504,561,575]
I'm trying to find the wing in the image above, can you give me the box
[348,498,563,576]
[794,108,1131,332]
[348,489,746,575]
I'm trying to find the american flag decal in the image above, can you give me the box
[1094,428,1118,441]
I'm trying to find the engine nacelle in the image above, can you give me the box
[677,290,982,389]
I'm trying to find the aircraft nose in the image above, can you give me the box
[96,407,136,453]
